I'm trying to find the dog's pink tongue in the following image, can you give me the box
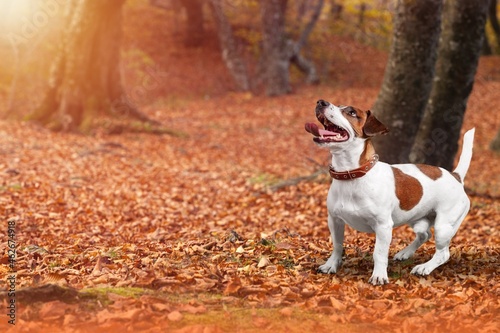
[305,123,320,136]
[318,129,337,137]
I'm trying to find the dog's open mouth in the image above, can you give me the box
[305,120,349,143]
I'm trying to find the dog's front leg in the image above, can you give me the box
[318,214,345,274]
[368,223,393,285]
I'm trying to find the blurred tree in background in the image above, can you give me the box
[207,0,323,96]
[0,0,498,156]
[28,0,156,131]
[374,0,489,168]
[410,0,490,170]
[209,0,250,91]
[150,0,205,47]
[372,0,443,164]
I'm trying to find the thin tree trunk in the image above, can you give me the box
[491,127,500,151]
[489,0,500,47]
[295,0,324,51]
[209,0,250,91]
[372,0,443,164]
[290,0,323,84]
[183,0,205,47]
[483,32,492,55]
[290,45,319,84]
[260,0,291,96]
[410,0,489,170]
[30,0,155,131]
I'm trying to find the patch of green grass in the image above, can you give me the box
[0,183,22,191]
[171,307,377,333]
[249,173,282,186]
[260,238,275,247]
[70,289,382,332]
[152,95,191,110]
[130,121,190,137]
[390,258,414,280]
[103,247,121,259]
[278,256,296,269]
[79,286,150,304]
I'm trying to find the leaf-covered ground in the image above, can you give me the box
[1,85,499,332]
[1,3,500,333]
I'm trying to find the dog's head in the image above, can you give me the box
[305,99,389,148]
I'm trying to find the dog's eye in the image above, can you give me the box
[344,108,357,117]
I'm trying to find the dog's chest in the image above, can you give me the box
[327,179,392,233]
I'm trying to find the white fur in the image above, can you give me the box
[316,103,474,285]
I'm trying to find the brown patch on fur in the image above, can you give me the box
[359,140,376,166]
[343,106,365,138]
[416,164,442,180]
[451,172,462,183]
[392,167,423,211]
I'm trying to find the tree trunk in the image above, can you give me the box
[290,45,320,84]
[491,127,500,151]
[290,0,323,84]
[260,0,291,96]
[30,0,154,131]
[410,0,489,170]
[489,0,500,48]
[183,0,205,47]
[209,0,250,91]
[482,31,492,55]
[372,0,443,164]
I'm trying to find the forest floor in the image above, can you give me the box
[1,3,500,333]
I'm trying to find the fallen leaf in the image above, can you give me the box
[168,311,183,322]
[258,256,271,268]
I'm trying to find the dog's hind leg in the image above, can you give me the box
[411,203,469,276]
[394,218,432,261]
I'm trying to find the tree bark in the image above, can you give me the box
[30,0,154,131]
[182,0,205,47]
[260,0,291,96]
[290,0,323,84]
[209,0,250,91]
[372,0,443,164]
[491,127,500,151]
[489,0,500,47]
[410,0,489,170]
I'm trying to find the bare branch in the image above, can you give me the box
[296,0,324,52]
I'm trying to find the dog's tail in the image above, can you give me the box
[453,128,475,184]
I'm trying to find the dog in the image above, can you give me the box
[305,99,475,285]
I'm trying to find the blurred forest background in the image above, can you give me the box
[1,0,499,166]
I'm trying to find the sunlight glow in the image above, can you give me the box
[0,0,66,50]
[0,1,34,28]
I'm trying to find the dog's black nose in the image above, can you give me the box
[317,99,329,108]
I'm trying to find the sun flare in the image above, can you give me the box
[0,0,66,50]
[0,1,33,29]
[0,0,66,33]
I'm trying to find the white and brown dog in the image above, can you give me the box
[305,99,475,285]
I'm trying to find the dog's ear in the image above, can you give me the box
[363,110,389,137]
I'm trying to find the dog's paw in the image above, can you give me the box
[317,257,342,274]
[317,263,338,274]
[317,265,338,274]
[394,248,414,261]
[368,273,389,285]
[411,264,434,276]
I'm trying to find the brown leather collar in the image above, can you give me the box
[329,154,379,180]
